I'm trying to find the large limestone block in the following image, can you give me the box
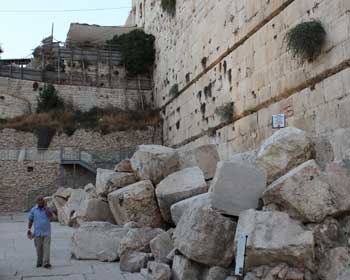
[54,187,73,200]
[118,227,165,256]
[177,144,220,180]
[235,210,314,270]
[108,180,163,227]
[144,261,172,280]
[61,189,88,226]
[84,183,98,199]
[114,159,133,172]
[156,167,208,223]
[318,247,350,280]
[71,222,129,261]
[174,205,237,267]
[170,193,210,225]
[172,255,204,280]
[150,232,174,264]
[130,145,179,184]
[209,161,266,216]
[263,160,338,223]
[322,161,350,214]
[75,198,115,225]
[256,127,313,183]
[120,251,151,273]
[96,168,136,196]
[230,151,257,165]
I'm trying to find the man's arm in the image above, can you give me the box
[44,201,53,220]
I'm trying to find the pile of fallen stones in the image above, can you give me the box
[47,127,350,280]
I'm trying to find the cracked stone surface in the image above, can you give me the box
[0,213,144,280]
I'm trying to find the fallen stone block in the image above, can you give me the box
[203,266,230,280]
[256,127,313,183]
[150,231,174,264]
[170,193,210,225]
[71,222,129,261]
[144,261,172,280]
[318,247,350,280]
[108,180,163,227]
[230,151,257,165]
[75,198,115,225]
[174,205,236,267]
[120,251,152,273]
[177,144,220,180]
[130,145,179,184]
[83,183,98,199]
[61,189,88,226]
[96,168,136,196]
[262,160,338,223]
[235,210,314,270]
[118,227,165,257]
[114,159,133,172]
[172,254,204,280]
[209,161,266,216]
[156,167,208,223]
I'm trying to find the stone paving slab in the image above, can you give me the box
[0,213,144,280]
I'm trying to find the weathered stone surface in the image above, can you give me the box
[170,193,210,225]
[114,159,133,172]
[256,127,313,183]
[54,187,73,200]
[150,232,174,264]
[118,227,165,257]
[174,205,236,267]
[172,255,203,280]
[263,160,338,223]
[177,144,220,180]
[331,128,350,161]
[235,210,314,270]
[156,167,208,222]
[84,183,98,199]
[322,161,350,215]
[71,222,129,261]
[108,180,163,227]
[120,251,151,273]
[318,247,350,280]
[130,145,179,184]
[204,266,230,280]
[96,168,137,196]
[230,151,257,165]
[75,198,115,225]
[209,161,266,216]
[61,189,88,226]
[144,262,172,280]
[312,217,342,260]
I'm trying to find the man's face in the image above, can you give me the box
[37,197,45,208]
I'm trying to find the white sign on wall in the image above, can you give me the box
[272,114,286,129]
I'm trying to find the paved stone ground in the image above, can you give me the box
[0,213,145,280]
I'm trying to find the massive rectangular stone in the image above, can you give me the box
[209,161,266,216]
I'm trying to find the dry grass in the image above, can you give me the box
[0,108,161,136]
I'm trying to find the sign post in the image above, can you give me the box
[272,114,286,129]
[235,234,248,278]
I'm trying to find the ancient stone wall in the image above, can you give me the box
[0,161,61,212]
[132,0,350,153]
[0,77,153,119]
[0,126,162,150]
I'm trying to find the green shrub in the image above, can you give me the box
[161,0,176,16]
[36,84,65,113]
[285,20,326,63]
[215,102,234,121]
[106,30,155,77]
[169,84,179,98]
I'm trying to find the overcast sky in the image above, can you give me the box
[0,0,131,58]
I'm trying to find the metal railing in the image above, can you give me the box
[0,146,136,169]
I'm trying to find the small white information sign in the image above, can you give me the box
[272,114,286,129]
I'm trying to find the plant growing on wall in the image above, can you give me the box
[169,84,179,97]
[106,30,155,77]
[36,84,65,113]
[161,0,176,16]
[215,102,234,121]
[285,20,326,63]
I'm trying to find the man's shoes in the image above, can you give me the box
[44,264,52,269]
[36,263,42,268]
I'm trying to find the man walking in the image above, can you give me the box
[27,196,53,268]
